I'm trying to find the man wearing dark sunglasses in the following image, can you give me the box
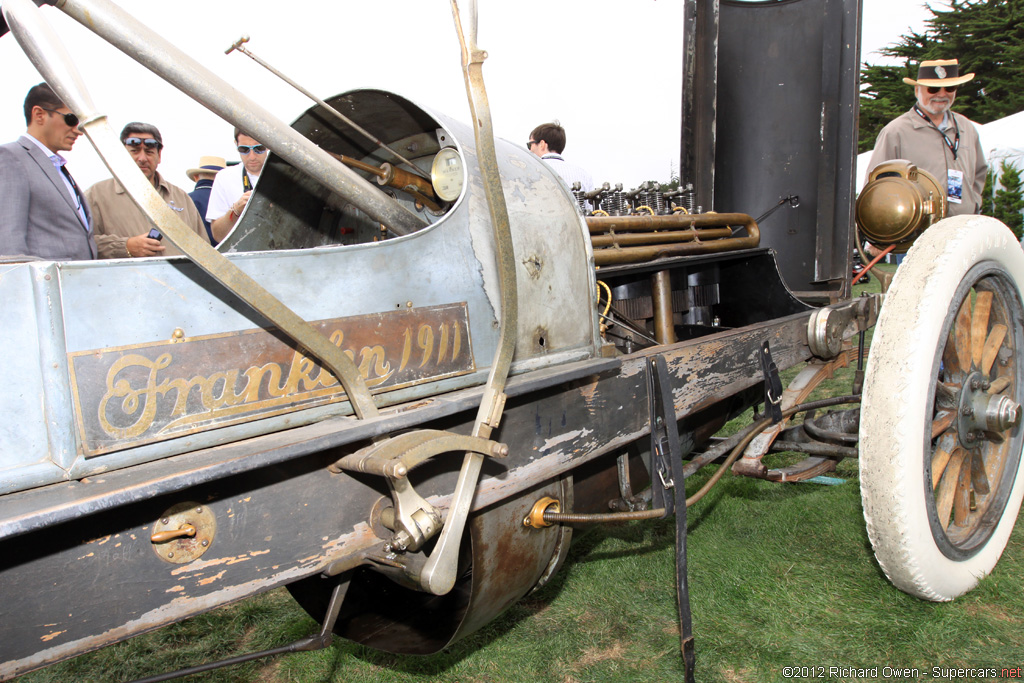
[207,127,269,242]
[866,58,987,219]
[85,122,209,258]
[0,82,97,260]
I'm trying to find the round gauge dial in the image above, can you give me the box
[431,147,465,202]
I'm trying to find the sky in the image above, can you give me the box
[0,0,938,192]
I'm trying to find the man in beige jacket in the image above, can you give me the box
[866,58,987,217]
[85,122,209,258]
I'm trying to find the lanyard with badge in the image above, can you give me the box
[914,104,963,204]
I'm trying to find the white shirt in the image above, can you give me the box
[541,153,594,194]
[206,164,260,223]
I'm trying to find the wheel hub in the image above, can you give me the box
[957,371,1022,448]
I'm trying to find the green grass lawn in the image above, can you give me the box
[19,264,1024,682]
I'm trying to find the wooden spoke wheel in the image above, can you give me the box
[860,216,1024,601]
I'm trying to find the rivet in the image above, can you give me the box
[195,507,202,514]
[172,328,185,339]
[201,540,209,547]
[167,552,174,558]
[162,518,170,525]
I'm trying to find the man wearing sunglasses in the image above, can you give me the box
[0,82,96,260]
[866,58,987,218]
[207,128,269,242]
[85,122,209,258]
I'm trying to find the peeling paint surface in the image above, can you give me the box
[0,310,813,679]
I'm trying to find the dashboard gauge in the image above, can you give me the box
[431,147,465,202]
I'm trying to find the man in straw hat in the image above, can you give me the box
[866,58,987,217]
[186,155,226,245]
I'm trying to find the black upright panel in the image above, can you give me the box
[682,0,861,301]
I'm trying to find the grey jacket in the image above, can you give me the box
[866,108,987,217]
[0,135,97,260]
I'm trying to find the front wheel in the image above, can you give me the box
[860,216,1024,601]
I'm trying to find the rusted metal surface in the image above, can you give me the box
[67,304,474,455]
[0,309,814,678]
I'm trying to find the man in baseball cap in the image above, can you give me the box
[866,59,987,217]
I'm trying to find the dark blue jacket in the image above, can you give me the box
[188,179,216,245]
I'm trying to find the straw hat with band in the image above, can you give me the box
[186,156,227,182]
[902,59,975,88]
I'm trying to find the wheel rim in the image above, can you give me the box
[927,262,1024,560]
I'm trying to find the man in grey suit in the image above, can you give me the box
[0,82,97,260]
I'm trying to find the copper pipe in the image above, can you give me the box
[590,227,731,248]
[377,162,436,199]
[586,212,757,234]
[651,270,676,344]
[587,212,760,266]
[325,152,440,212]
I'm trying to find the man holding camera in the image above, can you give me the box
[207,128,269,243]
[85,122,209,259]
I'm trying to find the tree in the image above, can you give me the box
[993,160,1024,238]
[859,0,1024,152]
[981,168,996,215]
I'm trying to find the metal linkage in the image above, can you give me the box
[331,430,509,554]
[225,34,431,181]
[128,577,352,683]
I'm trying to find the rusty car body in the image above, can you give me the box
[2,0,1023,681]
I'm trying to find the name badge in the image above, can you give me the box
[947,169,964,204]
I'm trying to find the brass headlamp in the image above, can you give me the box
[856,160,947,253]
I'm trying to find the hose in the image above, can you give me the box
[542,394,862,524]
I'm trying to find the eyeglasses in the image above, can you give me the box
[526,140,537,149]
[237,144,268,155]
[927,86,958,94]
[123,136,162,150]
[41,107,79,128]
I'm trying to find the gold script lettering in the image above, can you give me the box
[98,353,172,439]
[92,311,470,441]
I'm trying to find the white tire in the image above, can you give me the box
[860,215,1024,601]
